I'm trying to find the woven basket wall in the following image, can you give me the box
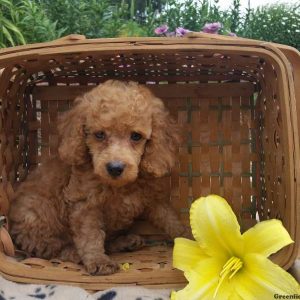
[0,33,299,290]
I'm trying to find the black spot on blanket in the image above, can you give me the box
[0,290,6,300]
[28,294,46,299]
[45,285,56,290]
[49,291,55,297]
[97,291,117,300]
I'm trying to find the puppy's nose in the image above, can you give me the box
[106,161,125,178]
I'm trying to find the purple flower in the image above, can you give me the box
[202,22,222,34]
[228,32,237,37]
[154,25,169,35]
[175,27,190,37]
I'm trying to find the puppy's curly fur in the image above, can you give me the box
[9,80,186,275]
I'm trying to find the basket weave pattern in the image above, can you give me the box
[0,34,299,290]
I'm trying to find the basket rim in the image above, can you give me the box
[0,33,299,59]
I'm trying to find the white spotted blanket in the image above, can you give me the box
[0,276,171,300]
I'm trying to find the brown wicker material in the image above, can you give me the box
[0,33,299,290]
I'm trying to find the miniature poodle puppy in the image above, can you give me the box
[9,80,187,275]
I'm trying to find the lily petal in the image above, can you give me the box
[173,271,218,300]
[190,195,243,258]
[173,257,233,300]
[228,294,244,300]
[173,237,209,272]
[243,219,294,257]
[235,253,300,299]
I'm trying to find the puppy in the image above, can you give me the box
[9,80,187,275]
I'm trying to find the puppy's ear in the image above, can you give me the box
[57,98,88,165]
[141,96,182,177]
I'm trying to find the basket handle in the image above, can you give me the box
[185,31,266,46]
[186,31,239,41]
[48,34,87,45]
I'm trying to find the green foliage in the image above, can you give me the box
[37,0,112,37]
[118,20,147,37]
[110,0,167,22]
[239,3,300,50]
[15,0,65,43]
[157,0,207,32]
[100,2,131,38]
[229,0,241,32]
[175,0,201,31]
[37,0,161,38]
[0,0,25,47]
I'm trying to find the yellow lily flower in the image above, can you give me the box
[173,195,300,300]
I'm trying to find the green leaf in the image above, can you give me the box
[2,18,25,44]
[2,25,15,46]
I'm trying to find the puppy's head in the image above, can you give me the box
[58,80,181,187]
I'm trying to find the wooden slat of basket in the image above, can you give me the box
[32,82,255,101]
[258,48,297,270]
[268,45,300,270]
[209,97,221,195]
[21,57,260,80]
[240,95,254,222]
[231,96,242,214]
[198,98,209,197]
[0,247,186,289]
[0,274,185,291]
[190,98,201,200]
[279,47,300,268]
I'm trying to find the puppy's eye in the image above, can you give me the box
[94,131,106,141]
[131,132,143,141]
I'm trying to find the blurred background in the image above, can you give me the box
[0,0,299,49]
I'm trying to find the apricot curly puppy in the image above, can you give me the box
[9,80,187,275]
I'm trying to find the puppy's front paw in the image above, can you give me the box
[107,234,145,253]
[125,234,145,251]
[84,255,119,275]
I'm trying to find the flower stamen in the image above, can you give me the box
[214,257,243,299]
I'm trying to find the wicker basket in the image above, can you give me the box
[0,33,299,290]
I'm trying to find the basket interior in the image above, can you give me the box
[0,46,292,287]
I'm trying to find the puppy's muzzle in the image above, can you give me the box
[106,161,125,178]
